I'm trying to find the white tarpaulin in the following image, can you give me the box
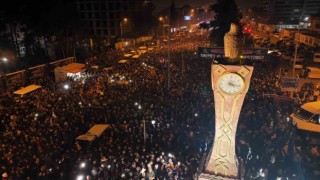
[132,55,140,59]
[54,63,85,82]
[14,85,42,95]
[118,60,128,64]
[76,124,111,141]
[124,54,133,58]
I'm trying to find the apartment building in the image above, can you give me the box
[75,0,151,38]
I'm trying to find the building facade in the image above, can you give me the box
[75,0,151,38]
[267,0,320,25]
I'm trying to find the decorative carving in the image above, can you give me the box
[237,66,250,78]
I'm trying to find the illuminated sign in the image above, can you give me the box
[184,16,191,20]
[198,47,267,61]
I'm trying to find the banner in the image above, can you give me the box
[198,47,267,61]
[280,77,299,91]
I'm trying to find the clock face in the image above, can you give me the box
[218,73,245,95]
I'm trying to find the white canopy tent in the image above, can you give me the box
[76,124,111,141]
[138,46,147,50]
[54,63,85,82]
[14,85,42,96]
[118,60,128,64]
[132,55,140,59]
[124,54,133,58]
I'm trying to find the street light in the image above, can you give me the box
[120,18,128,42]
[159,17,164,36]
[292,18,302,77]
[2,57,8,62]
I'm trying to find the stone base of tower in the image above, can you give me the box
[198,173,239,180]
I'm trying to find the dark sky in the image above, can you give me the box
[153,0,263,12]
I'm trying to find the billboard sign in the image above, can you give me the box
[198,47,267,61]
[280,77,299,91]
[184,16,191,21]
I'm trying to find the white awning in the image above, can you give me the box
[138,46,147,50]
[76,124,111,141]
[14,85,42,95]
[132,55,140,59]
[118,60,128,64]
[124,54,133,57]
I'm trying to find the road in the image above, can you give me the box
[253,30,278,45]
[252,28,320,91]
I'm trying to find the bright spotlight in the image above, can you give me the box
[134,102,138,106]
[77,175,84,180]
[194,113,198,117]
[168,153,174,157]
[35,113,39,117]
[80,162,85,168]
[2,57,8,62]
[138,105,142,109]
[151,120,156,125]
[63,84,69,90]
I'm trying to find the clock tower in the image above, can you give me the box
[199,23,254,179]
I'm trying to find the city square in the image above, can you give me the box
[0,0,320,180]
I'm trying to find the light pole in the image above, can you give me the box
[159,17,164,36]
[292,18,302,77]
[135,102,147,145]
[0,57,8,75]
[120,18,128,42]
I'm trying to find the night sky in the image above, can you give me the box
[153,0,263,11]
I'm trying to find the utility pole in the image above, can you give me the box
[181,50,184,76]
[143,119,146,145]
[292,18,302,77]
[168,27,171,89]
[290,18,302,98]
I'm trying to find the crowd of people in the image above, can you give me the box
[0,29,319,180]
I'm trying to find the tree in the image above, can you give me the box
[169,1,178,28]
[131,0,156,36]
[1,0,87,64]
[209,0,242,47]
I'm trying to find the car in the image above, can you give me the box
[307,67,320,78]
